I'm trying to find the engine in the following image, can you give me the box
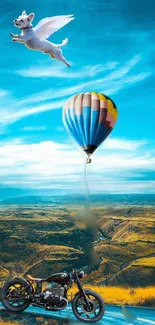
[40,284,68,310]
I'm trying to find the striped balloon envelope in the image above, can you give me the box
[63,92,118,161]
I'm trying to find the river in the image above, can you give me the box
[0,304,155,325]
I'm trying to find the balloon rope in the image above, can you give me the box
[84,160,90,204]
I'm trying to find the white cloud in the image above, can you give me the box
[88,180,155,194]
[91,153,155,171]
[0,138,154,193]
[20,126,47,131]
[103,138,146,150]
[0,89,10,99]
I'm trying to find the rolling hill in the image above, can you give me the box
[0,203,154,289]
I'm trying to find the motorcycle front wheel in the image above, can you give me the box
[72,289,105,323]
[1,278,32,312]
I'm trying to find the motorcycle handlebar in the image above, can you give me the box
[71,270,84,280]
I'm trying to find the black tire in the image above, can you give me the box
[72,289,105,323]
[1,278,32,312]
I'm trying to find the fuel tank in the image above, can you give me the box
[46,273,70,285]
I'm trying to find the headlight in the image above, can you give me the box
[78,271,84,279]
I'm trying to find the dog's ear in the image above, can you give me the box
[22,10,27,15]
[27,13,35,22]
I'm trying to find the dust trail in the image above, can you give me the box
[82,159,100,272]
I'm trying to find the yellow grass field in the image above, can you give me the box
[69,285,155,307]
[0,322,13,325]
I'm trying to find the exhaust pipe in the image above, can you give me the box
[46,298,68,311]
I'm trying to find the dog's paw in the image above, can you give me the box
[10,33,14,37]
[12,38,17,42]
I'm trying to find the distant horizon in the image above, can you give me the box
[1,192,155,205]
[1,189,155,201]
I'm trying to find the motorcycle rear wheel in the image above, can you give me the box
[1,278,32,312]
[72,289,105,323]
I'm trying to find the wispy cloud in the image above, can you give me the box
[121,72,151,85]
[106,55,141,80]
[0,137,26,146]
[0,55,151,128]
[0,89,10,99]
[20,126,47,132]
[16,62,118,78]
[0,99,64,126]
[14,55,150,106]
[15,55,147,91]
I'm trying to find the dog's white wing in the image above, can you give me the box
[34,15,75,40]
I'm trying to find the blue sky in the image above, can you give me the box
[0,0,155,198]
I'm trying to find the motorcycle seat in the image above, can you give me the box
[26,274,42,282]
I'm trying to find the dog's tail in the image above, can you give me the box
[60,38,68,47]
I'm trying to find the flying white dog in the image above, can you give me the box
[10,11,75,67]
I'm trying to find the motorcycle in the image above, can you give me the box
[1,270,105,323]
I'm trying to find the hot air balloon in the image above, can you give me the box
[63,92,118,163]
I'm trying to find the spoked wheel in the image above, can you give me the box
[1,278,31,312]
[72,289,105,323]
